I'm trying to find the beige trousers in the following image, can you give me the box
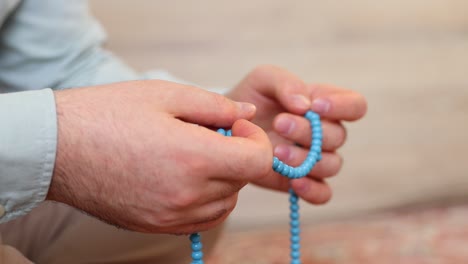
[0,202,222,264]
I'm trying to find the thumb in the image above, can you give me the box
[231,119,270,144]
[225,119,273,181]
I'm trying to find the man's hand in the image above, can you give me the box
[227,65,367,204]
[47,80,273,234]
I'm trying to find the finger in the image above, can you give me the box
[157,194,238,234]
[274,145,343,178]
[253,175,332,205]
[197,180,247,205]
[161,81,257,126]
[245,65,312,114]
[291,178,332,204]
[184,194,238,226]
[309,83,367,121]
[180,119,272,182]
[273,113,347,151]
[267,130,293,146]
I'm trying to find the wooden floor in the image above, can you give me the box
[90,0,468,230]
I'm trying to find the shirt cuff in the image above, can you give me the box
[0,89,57,223]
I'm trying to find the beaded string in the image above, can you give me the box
[189,110,322,264]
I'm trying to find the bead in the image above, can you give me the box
[190,233,201,242]
[290,204,299,211]
[192,251,203,260]
[191,261,204,264]
[305,157,316,166]
[312,139,322,147]
[291,259,301,264]
[191,242,202,251]
[311,145,321,153]
[305,111,319,120]
[302,162,311,169]
[289,169,297,179]
[226,130,232,137]
[294,168,301,178]
[290,212,299,220]
[313,124,322,131]
[272,157,280,170]
[307,151,318,159]
[216,128,226,136]
[290,219,300,228]
[295,170,303,178]
[291,235,300,243]
[313,133,323,140]
[276,162,284,173]
[289,195,298,203]
[291,243,301,250]
[281,165,290,177]
[291,250,301,259]
[298,167,306,177]
[291,227,300,235]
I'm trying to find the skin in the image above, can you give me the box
[48,80,273,234]
[47,65,367,235]
[227,65,367,204]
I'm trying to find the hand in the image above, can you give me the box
[227,65,367,204]
[47,80,273,234]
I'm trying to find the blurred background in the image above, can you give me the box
[90,0,468,262]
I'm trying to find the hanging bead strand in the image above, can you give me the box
[189,110,322,264]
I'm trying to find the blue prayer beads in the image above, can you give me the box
[190,233,204,264]
[272,111,322,180]
[190,110,322,264]
[289,190,301,264]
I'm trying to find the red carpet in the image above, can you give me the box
[208,204,468,264]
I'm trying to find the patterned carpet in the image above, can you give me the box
[208,204,468,264]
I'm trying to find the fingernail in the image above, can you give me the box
[290,95,311,110]
[274,116,295,136]
[236,102,256,115]
[274,145,291,162]
[311,98,331,114]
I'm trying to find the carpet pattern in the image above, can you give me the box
[208,204,468,264]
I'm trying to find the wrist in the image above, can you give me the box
[46,90,77,204]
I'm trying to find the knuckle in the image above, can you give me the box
[169,191,199,210]
[252,145,274,181]
[220,182,245,199]
[196,212,228,231]
[153,211,177,227]
[212,93,236,119]
[251,64,277,77]
[281,79,305,94]
[203,198,236,225]
[224,140,272,181]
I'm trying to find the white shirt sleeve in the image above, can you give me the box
[0,89,57,223]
